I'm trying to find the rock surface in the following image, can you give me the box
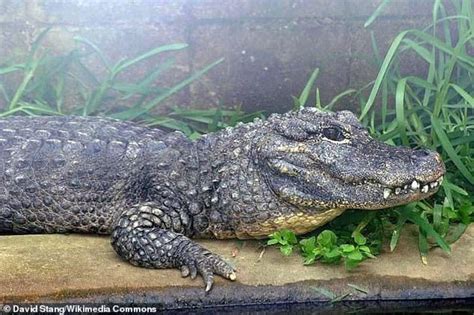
[0,225,473,310]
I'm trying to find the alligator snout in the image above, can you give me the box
[410,148,444,174]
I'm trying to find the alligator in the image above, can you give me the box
[0,109,445,291]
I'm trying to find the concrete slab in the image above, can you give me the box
[0,225,472,310]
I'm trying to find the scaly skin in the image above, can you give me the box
[0,110,445,291]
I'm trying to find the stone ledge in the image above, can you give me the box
[0,226,472,310]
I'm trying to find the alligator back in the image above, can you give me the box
[0,116,165,234]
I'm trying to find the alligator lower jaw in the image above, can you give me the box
[382,175,444,200]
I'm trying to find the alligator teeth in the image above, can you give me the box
[385,177,441,199]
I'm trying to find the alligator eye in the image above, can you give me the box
[322,127,346,141]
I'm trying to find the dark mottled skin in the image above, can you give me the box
[0,110,445,291]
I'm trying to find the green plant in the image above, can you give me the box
[0,28,260,132]
[359,0,473,260]
[268,229,376,270]
[269,0,473,267]
[292,67,357,111]
[267,229,298,256]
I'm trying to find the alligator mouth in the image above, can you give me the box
[350,174,444,209]
[264,157,445,209]
[380,175,444,200]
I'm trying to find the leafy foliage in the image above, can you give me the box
[268,229,376,270]
[267,229,298,256]
[0,28,263,134]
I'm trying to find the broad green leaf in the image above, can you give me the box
[267,238,279,245]
[299,236,316,253]
[324,248,341,259]
[340,244,355,253]
[353,231,367,246]
[317,230,337,247]
[348,250,363,261]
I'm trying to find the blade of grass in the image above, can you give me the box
[74,36,111,71]
[0,64,24,75]
[324,89,357,110]
[432,204,443,233]
[146,116,193,135]
[443,181,469,196]
[444,223,468,244]
[418,229,430,264]
[431,116,474,184]
[112,58,224,120]
[450,83,474,107]
[119,57,175,100]
[360,30,410,119]
[364,0,392,28]
[399,206,451,253]
[113,43,188,75]
[401,39,433,64]
[395,78,409,145]
[9,58,41,109]
[0,83,10,103]
[297,68,319,108]
[370,31,383,66]
[413,30,473,67]
[390,213,407,252]
[315,88,321,109]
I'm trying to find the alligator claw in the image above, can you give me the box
[180,265,189,277]
[190,264,198,279]
[179,250,236,291]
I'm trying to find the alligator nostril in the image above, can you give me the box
[411,149,432,160]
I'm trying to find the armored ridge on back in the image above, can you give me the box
[0,109,445,291]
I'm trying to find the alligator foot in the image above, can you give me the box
[111,204,236,291]
[177,239,236,291]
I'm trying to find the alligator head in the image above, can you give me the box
[256,108,445,211]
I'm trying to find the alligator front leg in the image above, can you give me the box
[110,202,236,291]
